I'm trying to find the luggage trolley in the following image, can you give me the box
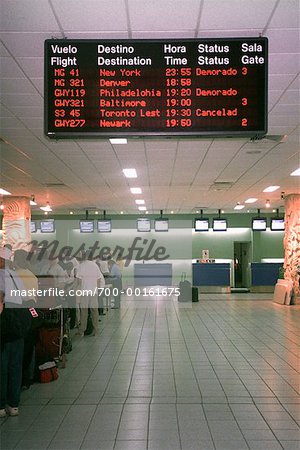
[37,305,72,368]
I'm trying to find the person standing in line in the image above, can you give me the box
[108,259,122,309]
[13,250,39,390]
[75,251,103,337]
[59,252,80,329]
[0,247,32,418]
[116,254,125,272]
[95,255,109,315]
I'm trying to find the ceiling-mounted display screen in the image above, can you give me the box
[213,218,228,231]
[194,218,209,232]
[252,217,267,231]
[270,218,285,231]
[155,218,169,232]
[79,220,94,233]
[137,218,151,232]
[44,38,268,138]
[40,219,55,233]
[97,219,112,233]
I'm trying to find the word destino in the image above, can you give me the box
[28,238,170,267]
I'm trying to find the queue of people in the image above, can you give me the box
[0,245,123,418]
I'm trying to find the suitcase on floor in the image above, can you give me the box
[192,286,199,302]
[36,327,61,362]
[178,273,192,302]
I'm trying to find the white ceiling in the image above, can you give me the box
[0,0,299,214]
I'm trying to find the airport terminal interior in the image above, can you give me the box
[0,1,300,449]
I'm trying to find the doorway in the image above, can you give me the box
[233,242,251,288]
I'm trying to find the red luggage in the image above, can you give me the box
[36,327,60,361]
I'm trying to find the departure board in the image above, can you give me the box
[44,38,268,138]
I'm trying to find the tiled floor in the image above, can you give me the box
[1,295,300,450]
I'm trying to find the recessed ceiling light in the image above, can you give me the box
[263,186,280,192]
[145,211,149,214]
[245,198,258,203]
[234,204,245,210]
[70,211,73,215]
[109,138,127,144]
[130,187,142,194]
[290,167,300,176]
[120,211,124,214]
[0,188,11,195]
[135,199,145,205]
[123,168,137,178]
[138,206,147,211]
[170,211,174,214]
[95,211,99,215]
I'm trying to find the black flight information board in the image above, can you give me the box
[44,38,268,138]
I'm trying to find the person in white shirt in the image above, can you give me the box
[59,254,80,328]
[76,251,104,337]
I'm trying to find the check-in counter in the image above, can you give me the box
[192,263,231,293]
[250,262,283,292]
[134,263,172,287]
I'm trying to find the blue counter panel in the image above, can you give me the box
[134,263,172,287]
[251,263,282,286]
[192,263,230,286]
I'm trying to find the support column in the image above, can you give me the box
[2,196,31,250]
[283,194,300,297]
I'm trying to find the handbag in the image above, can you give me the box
[38,361,58,383]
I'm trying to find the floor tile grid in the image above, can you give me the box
[190,303,300,448]
[113,308,152,448]
[187,306,288,448]
[165,307,188,450]
[1,298,295,450]
[199,303,298,396]
[80,308,151,449]
[0,310,138,449]
[208,302,300,402]
[217,302,300,368]
[148,307,179,449]
[171,306,225,450]
[181,307,255,449]
[46,308,135,400]
[199,302,299,384]
[46,309,139,449]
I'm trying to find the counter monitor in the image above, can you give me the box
[252,217,267,231]
[154,218,169,231]
[213,218,228,231]
[30,221,37,233]
[270,218,285,231]
[79,220,94,233]
[40,219,55,233]
[97,219,112,233]
[137,218,151,232]
[194,218,210,232]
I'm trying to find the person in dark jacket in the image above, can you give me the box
[0,247,32,418]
